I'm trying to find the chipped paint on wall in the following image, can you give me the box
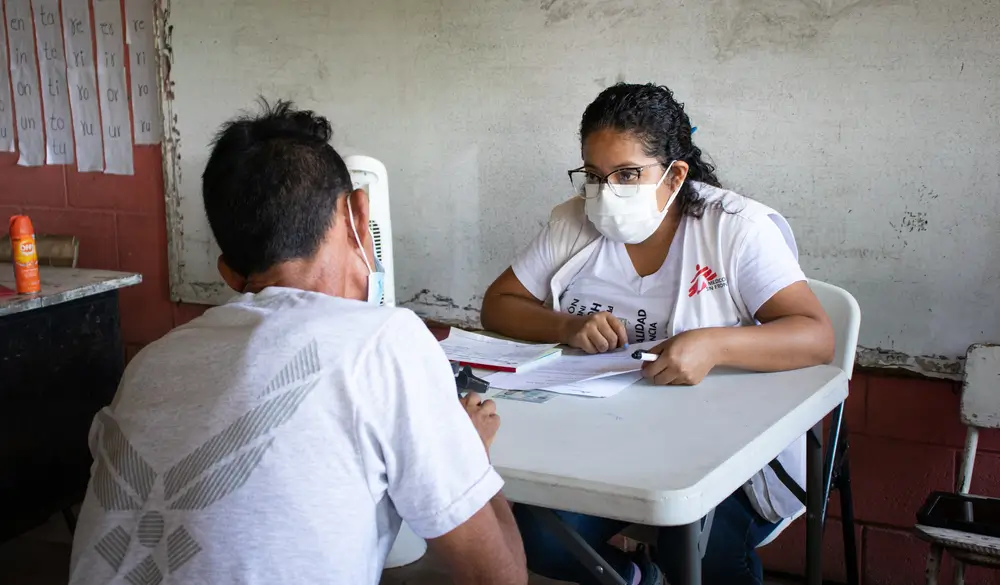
[539,0,663,30]
[401,289,483,328]
[856,346,963,380]
[156,0,190,303]
[158,0,245,304]
[539,0,648,27]
[711,0,910,60]
[899,210,928,233]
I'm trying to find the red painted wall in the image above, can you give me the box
[0,147,208,356]
[2,146,997,585]
[760,373,1000,584]
[0,0,209,357]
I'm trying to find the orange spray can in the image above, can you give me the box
[9,215,41,294]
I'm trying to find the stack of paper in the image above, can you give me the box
[439,328,562,373]
[487,341,660,398]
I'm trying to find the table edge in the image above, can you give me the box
[0,271,142,316]
[495,365,849,526]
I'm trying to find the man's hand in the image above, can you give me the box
[560,312,628,354]
[461,393,500,452]
[642,329,719,385]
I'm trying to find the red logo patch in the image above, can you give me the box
[688,264,720,297]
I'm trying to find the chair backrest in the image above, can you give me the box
[808,279,862,379]
[961,344,1000,430]
[955,344,1000,494]
[758,280,861,549]
[0,234,79,268]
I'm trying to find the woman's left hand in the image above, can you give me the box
[642,329,720,385]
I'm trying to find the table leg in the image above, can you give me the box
[821,403,845,527]
[679,519,703,585]
[527,506,627,585]
[806,422,824,585]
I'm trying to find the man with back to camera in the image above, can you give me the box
[67,100,528,585]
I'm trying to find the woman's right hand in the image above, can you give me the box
[560,312,629,354]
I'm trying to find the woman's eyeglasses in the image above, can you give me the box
[568,164,666,198]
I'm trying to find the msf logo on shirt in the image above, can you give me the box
[87,341,322,585]
[688,264,728,298]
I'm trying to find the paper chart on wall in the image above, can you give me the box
[62,0,103,172]
[5,0,45,166]
[32,0,73,165]
[124,0,161,144]
[92,0,133,175]
[0,9,14,153]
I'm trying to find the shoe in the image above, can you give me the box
[631,544,666,585]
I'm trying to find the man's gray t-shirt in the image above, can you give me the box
[68,288,503,585]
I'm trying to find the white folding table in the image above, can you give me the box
[486,364,848,585]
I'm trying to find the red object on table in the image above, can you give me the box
[9,215,41,294]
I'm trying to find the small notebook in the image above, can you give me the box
[438,328,562,373]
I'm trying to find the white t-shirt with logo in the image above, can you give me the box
[68,288,503,585]
[513,212,806,341]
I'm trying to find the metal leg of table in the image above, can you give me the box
[821,403,844,527]
[839,445,861,585]
[806,422,824,585]
[679,519,703,585]
[526,506,628,585]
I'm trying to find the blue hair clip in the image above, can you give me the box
[691,126,698,135]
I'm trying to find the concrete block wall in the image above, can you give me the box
[0,149,206,356]
[760,373,1000,584]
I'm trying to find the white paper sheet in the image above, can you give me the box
[62,0,103,172]
[5,0,44,166]
[486,340,660,398]
[92,0,133,175]
[32,0,73,164]
[439,328,560,370]
[124,0,160,144]
[543,371,644,398]
[0,8,14,152]
[487,354,640,390]
[491,369,644,399]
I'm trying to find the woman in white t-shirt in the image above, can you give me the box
[481,83,835,585]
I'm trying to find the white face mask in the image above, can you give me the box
[347,197,385,305]
[584,162,681,244]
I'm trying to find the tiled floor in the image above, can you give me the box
[0,515,792,585]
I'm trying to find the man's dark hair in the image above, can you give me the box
[202,99,353,277]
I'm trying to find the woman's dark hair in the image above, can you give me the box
[580,83,721,218]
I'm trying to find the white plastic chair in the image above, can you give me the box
[918,344,1000,585]
[755,280,861,583]
[806,280,861,381]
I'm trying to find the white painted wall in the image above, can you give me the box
[161,0,1000,369]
